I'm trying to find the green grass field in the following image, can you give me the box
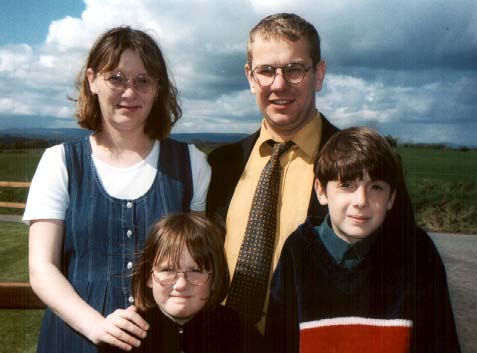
[0,222,43,353]
[0,149,43,216]
[398,147,477,233]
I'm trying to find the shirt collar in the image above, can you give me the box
[316,215,378,269]
[257,112,322,160]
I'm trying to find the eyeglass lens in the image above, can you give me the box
[104,72,157,93]
[154,268,210,286]
[252,63,311,86]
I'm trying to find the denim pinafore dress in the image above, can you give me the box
[36,137,192,353]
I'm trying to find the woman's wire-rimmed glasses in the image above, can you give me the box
[151,268,211,286]
[103,71,158,94]
[252,62,314,86]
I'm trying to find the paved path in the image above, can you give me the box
[429,232,477,353]
[0,214,22,223]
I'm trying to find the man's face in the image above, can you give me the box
[245,36,326,139]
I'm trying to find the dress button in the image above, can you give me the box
[126,230,133,238]
[128,296,134,304]
[178,327,184,334]
[127,262,133,269]
[126,202,133,208]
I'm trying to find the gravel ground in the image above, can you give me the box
[429,232,477,353]
[0,214,22,223]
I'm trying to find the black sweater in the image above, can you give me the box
[104,305,264,353]
[265,218,460,353]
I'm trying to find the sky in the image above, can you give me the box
[0,0,476,145]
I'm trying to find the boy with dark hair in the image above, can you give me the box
[265,127,460,353]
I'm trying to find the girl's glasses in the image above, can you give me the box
[152,268,211,286]
[103,71,158,94]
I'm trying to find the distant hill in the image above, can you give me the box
[1,128,475,149]
[0,128,248,145]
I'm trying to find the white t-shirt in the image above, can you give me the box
[23,140,211,222]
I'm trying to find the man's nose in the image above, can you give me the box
[270,68,289,90]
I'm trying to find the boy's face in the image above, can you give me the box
[315,172,396,244]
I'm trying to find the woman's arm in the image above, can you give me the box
[29,220,149,351]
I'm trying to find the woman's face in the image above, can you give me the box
[87,49,158,136]
[148,247,212,324]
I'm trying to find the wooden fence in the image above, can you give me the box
[0,180,45,309]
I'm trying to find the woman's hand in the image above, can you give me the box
[89,305,150,351]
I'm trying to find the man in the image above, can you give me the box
[206,13,338,329]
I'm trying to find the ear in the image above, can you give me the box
[387,190,396,210]
[314,60,326,92]
[86,68,98,95]
[146,275,153,289]
[314,179,329,205]
[245,63,256,94]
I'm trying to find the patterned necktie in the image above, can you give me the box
[226,140,293,322]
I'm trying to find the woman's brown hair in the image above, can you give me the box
[132,213,229,312]
[75,26,181,140]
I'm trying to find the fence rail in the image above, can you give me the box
[0,181,44,309]
[0,282,45,309]
[0,180,31,209]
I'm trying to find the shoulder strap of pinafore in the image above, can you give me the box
[159,138,193,211]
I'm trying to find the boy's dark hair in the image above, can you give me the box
[315,127,404,192]
[132,213,229,312]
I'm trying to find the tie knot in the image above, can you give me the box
[270,140,293,161]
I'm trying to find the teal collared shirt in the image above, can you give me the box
[315,215,378,269]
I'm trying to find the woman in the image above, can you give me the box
[24,27,211,353]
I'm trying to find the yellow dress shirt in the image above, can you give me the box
[224,113,323,329]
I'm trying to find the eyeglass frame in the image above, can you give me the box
[102,71,159,94]
[151,268,212,286]
[251,62,315,87]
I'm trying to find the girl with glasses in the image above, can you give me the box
[108,213,262,353]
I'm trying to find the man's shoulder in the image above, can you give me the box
[208,130,260,165]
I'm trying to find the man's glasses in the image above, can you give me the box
[103,71,158,94]
[252,63,314,86]
[152,267,211,286]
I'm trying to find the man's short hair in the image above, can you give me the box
[247,13,321,66]
[315,127,404,192]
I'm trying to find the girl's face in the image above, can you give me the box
[148,247,211,324]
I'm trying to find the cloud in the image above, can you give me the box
[0,44,33,72]
[0,0,476,145]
